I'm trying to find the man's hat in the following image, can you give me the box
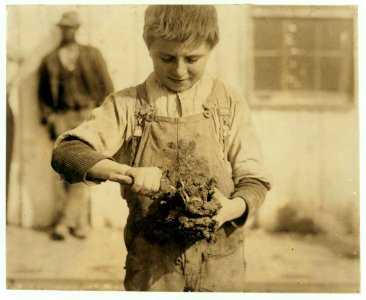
[57,11,80,27]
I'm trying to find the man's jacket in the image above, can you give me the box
[38,44,114,123]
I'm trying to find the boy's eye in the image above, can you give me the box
[186,57,200,64]
[160,56,175,63]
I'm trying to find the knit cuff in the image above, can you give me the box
[230,178,268,227]
[229,197,249,228]
[52,139,112,184]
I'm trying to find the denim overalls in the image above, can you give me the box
[122,81,246,291]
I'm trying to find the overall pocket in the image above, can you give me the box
[201,240,247,292]
[206,225,245,258]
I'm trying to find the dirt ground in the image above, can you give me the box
[6,225,360,293]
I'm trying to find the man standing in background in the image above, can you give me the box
[38,11,114,240]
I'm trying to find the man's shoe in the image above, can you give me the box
[71,226,89,239]
[51,224,69,240]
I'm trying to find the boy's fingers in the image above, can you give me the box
[132,183,143,193]
[131,173,144,193]
[110,174,133,185]
[127,166,162,194]
[141,179,160,195]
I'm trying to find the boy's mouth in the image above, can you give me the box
[169,77,189,83]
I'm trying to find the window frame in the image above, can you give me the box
[247,5,358,110]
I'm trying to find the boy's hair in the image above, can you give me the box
[143,5,219,49]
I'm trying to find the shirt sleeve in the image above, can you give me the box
[51,88,137,183]
[225,85,272,226]
[52,138,113,184]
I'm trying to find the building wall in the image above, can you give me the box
[6,5,359,234]
[255,109,359,235]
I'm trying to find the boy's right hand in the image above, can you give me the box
[88,160,162,195]
[126,167,162,195]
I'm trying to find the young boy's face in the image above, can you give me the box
[149,38,211,92]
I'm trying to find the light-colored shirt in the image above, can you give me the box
[58,43,79,71]
[147,72,213,117]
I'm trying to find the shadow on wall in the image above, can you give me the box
[7,25,64,227]
[275,202,358,236]
[273,202,359,259]
[13,71,62,228]
[276,204,318,234]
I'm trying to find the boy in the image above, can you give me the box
[52,5,271,291]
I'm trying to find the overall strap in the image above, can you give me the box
[215,83,232,158]
[130,82,153,166]
[203,80,232,158]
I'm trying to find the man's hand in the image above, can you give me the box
[212,188,247,228]
[126,167,162,195]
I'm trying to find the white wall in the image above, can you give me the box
[255,109,359,235]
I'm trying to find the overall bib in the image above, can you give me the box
[123,81,247,292]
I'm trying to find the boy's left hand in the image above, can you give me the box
[213,188,247,228]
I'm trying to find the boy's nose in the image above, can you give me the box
[173,59,188,78]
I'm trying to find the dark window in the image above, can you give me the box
[249,6,356,108]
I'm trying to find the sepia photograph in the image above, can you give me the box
[2,1,362,298]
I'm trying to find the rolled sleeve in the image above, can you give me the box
[52,138,113,184]
[51,89,137,184]
[225,86,272,227]
[230,178,268,227]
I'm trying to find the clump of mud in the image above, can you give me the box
[141,141,222,245]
